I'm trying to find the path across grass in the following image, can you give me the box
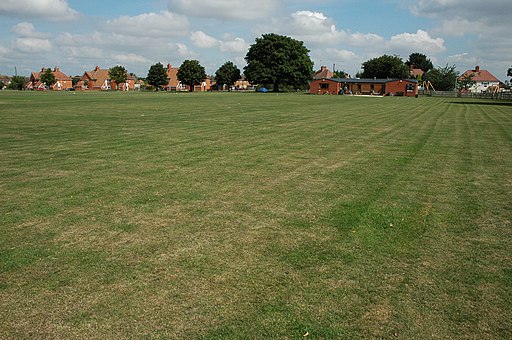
[1,91,511,338]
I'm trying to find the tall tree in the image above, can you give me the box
[177,60,206,92]
[215,61,241,89]
[244,33,313,92]
[406,53,433,72]
[425,64,458,91]
[456,73,476,93]
[7,76,25,90]
[508,66,512,80]
[40,68,56,89]
[147,62,169,91]
[361,54,409,79]
[109,65,127,90]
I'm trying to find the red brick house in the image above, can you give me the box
[26,67,73,91]
[310,77,418,97]
[313,66,334,80]
[164,63,211,92]
[409,65,424,79]
[76,66,135,91]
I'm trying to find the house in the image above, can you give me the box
[458,66,501,93]
[409,65,424,79]
[310,77,418,97]
[164,63,211,92]
[26,67,73,91]
[313,66,334,80]
[0,75,11,89]
[164,64,187,91]
[76,66,135,91]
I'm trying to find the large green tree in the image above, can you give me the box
[177,60,207,92]
[244,33,313,92]
[147,62,168,91]
[7,76,25,90]
[425,64,458,91]
[109,65,128,90]
[406,53,433,72]
[361,54,409,79]
[215,61,241,89]
[40,68,56,89]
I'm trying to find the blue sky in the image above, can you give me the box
[0,0,510,81]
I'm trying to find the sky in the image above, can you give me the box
[0,0,510,81]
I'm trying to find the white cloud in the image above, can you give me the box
[113,53,150,64]
[388,29,445,54]
[11,22,50,38]
[325,48,357,61]
[190,31,248,54]
[170,42,197,59]
[411,0,512,36]
[191,31,218,49]
[0,45,9,56]
[14,38,52,53]
[220,37,247,53]
[107,11,189,38]
[261,10,385,48]
[0,0,77,21]
[169,0,277,20]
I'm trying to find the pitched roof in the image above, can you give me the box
[410,68,424,78]
[31,67,71,81]
[166,64,179,87]
[329,78,418,84]
[459,66,500,82]
[313,66,334,79]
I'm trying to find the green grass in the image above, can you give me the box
[1,91,511,338]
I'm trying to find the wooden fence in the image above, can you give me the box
[421,90,512,101]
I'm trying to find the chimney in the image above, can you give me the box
[475,66,480,72]
[41,67,45,72]
[321,66,327,71]
[94,66,100,71]
[54,66,59,72]
[167,64,172,70]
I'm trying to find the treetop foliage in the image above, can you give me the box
[109,65,128,89]
[41,68,56,87]
[425,64,458,91]
[147,62,169,90]
[177,60,207,92]
[244,33,313,92]
[215,61,241,88]
[361,54,409,79]
[406,53,433,72]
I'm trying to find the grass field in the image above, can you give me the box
[1,91,511,338]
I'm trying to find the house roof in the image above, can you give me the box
[86,66,110,88]
[166,64,179,87]
[410,68,424,78]
[30,67,71,81]
[459,66,500,82]
[313,66,334,79]
[329,78,418,84]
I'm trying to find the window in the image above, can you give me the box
[320,83,329,89]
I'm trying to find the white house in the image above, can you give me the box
[459,66,501,93]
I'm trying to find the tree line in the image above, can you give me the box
[3,33,508,92]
